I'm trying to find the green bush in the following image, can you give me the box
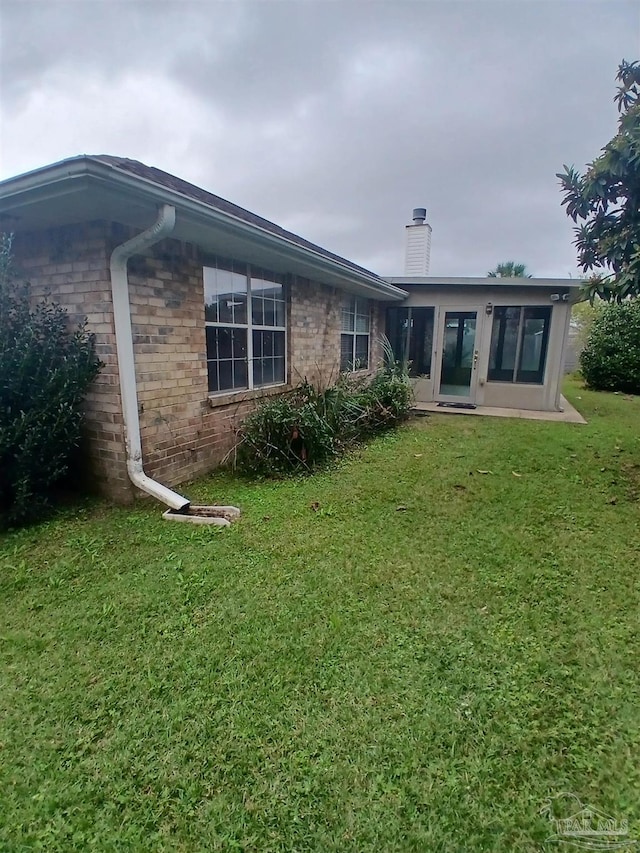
[0,235,102,527]
[352,370,414,435]
[579,299,640,394]
[235,361,413,477]
[235,390,337,476]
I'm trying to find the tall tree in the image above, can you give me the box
[487,261,531,278]
[557,59,640,302]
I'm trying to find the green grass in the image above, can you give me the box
[1,377,639,851]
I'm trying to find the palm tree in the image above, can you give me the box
[487,261,532,278]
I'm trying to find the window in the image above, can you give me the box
[488,306,551,384]
[385,307,434,377]
[341,296,370,371]
[204,259,286,393]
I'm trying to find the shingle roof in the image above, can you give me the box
[92,155,381,281]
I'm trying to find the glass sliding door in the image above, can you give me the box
[438,311,478,398]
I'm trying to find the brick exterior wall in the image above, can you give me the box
[12,223,132,503]
[10,222,386,504]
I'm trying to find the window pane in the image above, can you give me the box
[274,299,286,327]
[355,335,369,369]
[230,271,248,324]
[216,268,234,324]
[520,319,545,371]
[232,329,247,359]
[355,299,370,332]
[263,299,276,327]
[341,296,355,332]
[488,307,520,381]
[204,262,247,326]
[252,296,264,326]
[355,313,369,333]
[253,331,286,387]
[262,279,284,301]
[517,307,551,383]
[252,329,263,359]
[409,308,434,377]
[207,360,219,393]
[386,308,409,366]
[206,326,248,392]
[250,271,271,297]
[218,360,233,391]
[203,267,219,323]
[341,334,353,371]
[216,327,233,360]
[205,325,218,360]
[460,317,476,368]
[233,359,248,389]
[251,270,285,328]
[273,330,285,357]
[273,356,285,384]
[500,308,519,371]
[261,358,275,385]
[253,358,263,387]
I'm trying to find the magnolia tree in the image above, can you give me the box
[557,60,640,302]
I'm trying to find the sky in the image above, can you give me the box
[1,0,638,278]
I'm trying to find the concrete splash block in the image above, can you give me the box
[162,505,241,526]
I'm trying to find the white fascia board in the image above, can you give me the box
[386,275,583,289]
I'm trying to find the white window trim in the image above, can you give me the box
[205,266,288,394]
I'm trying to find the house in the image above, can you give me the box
[0,156,406,506]
[0,158,580,508]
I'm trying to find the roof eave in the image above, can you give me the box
[0,157,407,301]
[386,275,583,289]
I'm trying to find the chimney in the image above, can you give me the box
[404,207,432,275]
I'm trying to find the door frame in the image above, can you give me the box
[433,305,484,404]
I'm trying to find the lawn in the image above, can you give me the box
[1,378,639,851]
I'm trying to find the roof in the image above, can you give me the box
[94,156,379,279]
[0,155,407,301]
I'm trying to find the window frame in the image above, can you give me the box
[340,295,371,372]
[488,305,552,385]
[204,259,287,395]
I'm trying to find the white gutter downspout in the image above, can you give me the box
[110,204,190,511]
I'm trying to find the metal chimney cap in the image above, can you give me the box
[412,207,427,224]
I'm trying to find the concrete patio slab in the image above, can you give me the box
[412,395,587,424]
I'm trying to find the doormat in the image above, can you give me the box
[437,402,477,410]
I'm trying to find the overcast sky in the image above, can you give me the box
[1,0,638,278]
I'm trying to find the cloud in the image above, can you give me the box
[1,0,638,278]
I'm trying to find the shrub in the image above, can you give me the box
[579,299,640,394]
[234,390,336,476]
[351,370,414,435]
[235,359,413,477]
[571,299,605,349]
[0,235,102,527]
